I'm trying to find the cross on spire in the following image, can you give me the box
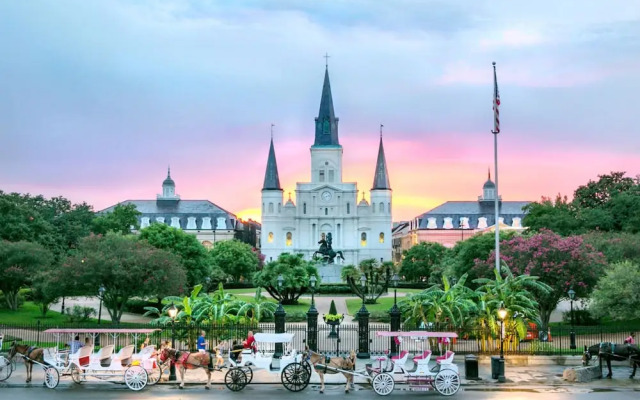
[271,123,275,139]
[380,124,384,138]
[324,52,330,68]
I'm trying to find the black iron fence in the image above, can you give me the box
[1,321,635,357]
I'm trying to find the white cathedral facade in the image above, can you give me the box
[260,67,392,267]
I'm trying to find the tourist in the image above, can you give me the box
[243,331,256,353]
[67,335,82,354]
[625,332,636,345]
[197,331,208,353]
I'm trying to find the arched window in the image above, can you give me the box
[379,232,385,243]
[268,203,274,213]
[319,170,325,182]
[388,202,391,213]
[325,208,328,216]
[361,232,367,247]
[262,203,265,213]
[303,203,307,214]
[379,202,384,213]
[286,232,292,247]
[346,202,350,214]
[278,203,281,213]
[372,203,376,213]
[268,232,274,243]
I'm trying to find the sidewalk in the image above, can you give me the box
[3,356,639,391]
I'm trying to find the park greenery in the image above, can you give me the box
[253,253,319,305]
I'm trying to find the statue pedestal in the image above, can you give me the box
[316,262,343,284]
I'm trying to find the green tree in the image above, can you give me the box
[253,253,318,305]
[448,231,515,287]
[92,203,141,235]
[62,233,186,323]
[590,261,640,321]
[582,231,640,265]
[234,288,277,324]
[573,171,636,209]
[523,195,583,235]
[0,240,53,310]
[342,259,395,304]
[139,223,216,288]
[210,240,259,283]
[31,267,69,317]
[399,242,448,282]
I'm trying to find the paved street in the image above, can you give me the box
[2,384,640,400]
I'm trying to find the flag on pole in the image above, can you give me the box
[492,62,500,133]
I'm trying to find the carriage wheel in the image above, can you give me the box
[70,365,83,384]
[372,372,394,396]
[44,366,60,389]
[434,369,460,396]
[242,366,253,384]
[124,365,148,391]
[0,358,13,382]
[281,362,310,392]
[146,365,163,385]
[302,360,312,377]
[225,368,247,392]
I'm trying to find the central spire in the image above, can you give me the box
[262,135,282,191]
[314,66,340,146]
[372,134,391,190]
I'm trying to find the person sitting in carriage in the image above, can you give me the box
[212,341,225,370]
[243,331,257,354]
[625,332,636,345]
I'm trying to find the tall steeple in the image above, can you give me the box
[314,66,340,146]
[262,136,282,190]
[372,131,391,190]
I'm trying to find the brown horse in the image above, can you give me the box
[8,341,44,383]
[159,348,214,389]
[306,348,356,394]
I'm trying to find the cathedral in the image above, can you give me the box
[260,66,392,269]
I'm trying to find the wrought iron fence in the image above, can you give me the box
[0,321,636,357]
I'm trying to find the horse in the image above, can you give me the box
[583,343,640,379]
[159,348,215,389]
[8,341,44,383]
[306,348,356,394]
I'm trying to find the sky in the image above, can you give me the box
[1,0,640,222]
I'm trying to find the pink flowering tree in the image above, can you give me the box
[61,233,187,323]
[474,230,607,327]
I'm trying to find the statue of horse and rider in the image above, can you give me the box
[312,233,344,264]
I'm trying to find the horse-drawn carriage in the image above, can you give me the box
[0,334,16,382]
[306,331,461,396]
[225,333,311,392]
[10,328,163,391]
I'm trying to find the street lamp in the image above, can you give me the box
[360,274,367,306]
[97,286,106,325]
[497,303,507,383]
[274,274,286,358]
[568,288,576,350]
[309,275,317,308]
[167,302,178,382]
[391,273,400,306]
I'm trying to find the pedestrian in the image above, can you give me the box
[625,332,635,345]
[197,331,208,353]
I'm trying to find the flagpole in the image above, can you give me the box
[492,61,500,276]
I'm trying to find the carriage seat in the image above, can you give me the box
[436,351,454,364]
[91,345,115,367]
[391,350,409,362]
[69,346,94,368]
[133,345,155,360]
[413,350,432,363]
[113,345,135,367]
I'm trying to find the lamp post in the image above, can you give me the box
[497,303,507,383]
[167,303,178,382]
[568,288,576,350]
[307,275,319,352]
[356,274,370,359]
[274,274,286,358]
[97,285,105,325]
[389,274,401,356]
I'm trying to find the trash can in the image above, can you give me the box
[465,354,480,380]
[490,356,503,379]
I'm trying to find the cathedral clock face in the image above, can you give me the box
[321,191,332,202]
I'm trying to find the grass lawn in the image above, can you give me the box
[0,301,99,325]
[233,295,312,314]
[345,296,408,315]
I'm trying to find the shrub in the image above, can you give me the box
[65,305,96,322]
[316,285,354,295]
[125,298,158,314]
[561,309,600,326]
[353,311,390,323]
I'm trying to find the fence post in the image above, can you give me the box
[36,320,41,346]
[306,302,319,352]
[274,303,286,358]
[356,303,370,359]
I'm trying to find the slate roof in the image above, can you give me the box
[314,67,340,146]
[98,200,238,230]
[415,201,530,230]
[372,136,391,190]
[262,137,282,190]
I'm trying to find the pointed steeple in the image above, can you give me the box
[262,137,282,190]
[314,66,340,146]
[372,132,391,190]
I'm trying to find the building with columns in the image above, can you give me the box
[99,168,260,249]
[394,173,530,254]
[260,66,393,266]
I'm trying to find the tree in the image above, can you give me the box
[31,265,70,317]
[62,233,186,323]
[590,261,640,321]
[399,242,448,282]
[0,241,53,310]
[342,259,395,304]
[582,231,640,265]
[474,229,607,327]
[210,240,258,283]
[92,203,141,235]
[234,288,278,324]
[523,195,583,236]
[573,171,636,209]
[253,253,318,305]
[448,231,515,287]
[139,223,216,288]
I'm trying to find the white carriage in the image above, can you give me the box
[0,334,16,382]
[225,333,310,392]
[368,331,461,396]
[37,328,163,391]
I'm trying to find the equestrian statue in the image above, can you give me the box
[312,233,344,264]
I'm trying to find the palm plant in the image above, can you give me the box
[192,283,245,324]
[234,288,278,324]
